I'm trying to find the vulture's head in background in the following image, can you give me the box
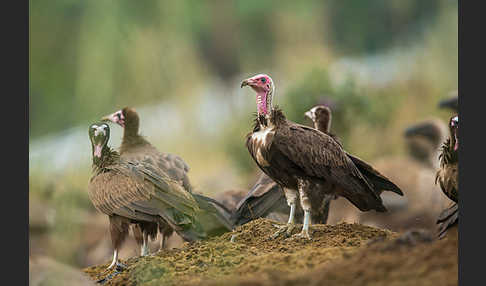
[403,119,447,168]
[101,107,140,133]
[450,115,458,151]
[438,91,458,113]
[241,73,275,116]
[304,105,332,129]
[89,122,110,160]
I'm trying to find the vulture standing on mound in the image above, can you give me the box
[101,107,194,255]
[436,115,458,238]
[241,74,402,239]
[87,123,232,269]
[232,104,403,228]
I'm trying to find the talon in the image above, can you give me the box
[293,230,312,240]
[271,223,295,239]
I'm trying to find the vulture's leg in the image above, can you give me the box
[108,216,129,270]
[271,188,298,238]
[293,179,312,240]
[313,195,332,224]
[141,231,149,256]
[159,234,167,251]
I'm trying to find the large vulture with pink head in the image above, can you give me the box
[240,74,403,239]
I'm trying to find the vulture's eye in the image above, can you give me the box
[261,78,266,83]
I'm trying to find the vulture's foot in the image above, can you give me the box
[292,228,312,240]
[271,223,295,239]
[106,261,127,271]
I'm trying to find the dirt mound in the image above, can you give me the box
[215,227,458,286]
[83,218,397,285]
[83,219,459,286]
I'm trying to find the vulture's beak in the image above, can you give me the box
[101,111,125,128]
[101,113,116,123]
[241,78,256,88]
[304,111,314,121]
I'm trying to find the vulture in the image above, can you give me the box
[87,123,232,269]
[101,107,194,255]
[241,74,403,239]
[438,91,458,113]
[436,115,458,203]
[233,104,401,227]
[435,115,458,238]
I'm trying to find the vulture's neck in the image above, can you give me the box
[439,138,458,166]
[314,119,331,134]
[121,124,151,153]
[92,147,120,172]
[254,107,286,131]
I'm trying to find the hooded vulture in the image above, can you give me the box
[435,115,458,238]
[101,107,193,255]
[87,123,232,269]
[232,104,403,228]
[241,74,402,239]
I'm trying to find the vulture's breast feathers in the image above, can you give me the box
[248,122,276,167]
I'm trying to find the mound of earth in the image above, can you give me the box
[83,218,457,286]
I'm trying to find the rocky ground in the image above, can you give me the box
[82,218,457,286]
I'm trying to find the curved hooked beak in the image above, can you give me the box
[101,111,125,128]
[241,78,257,88]
[304,111,314,121]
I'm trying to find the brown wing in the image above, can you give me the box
[88,160,205,240]
[232,172,288,226]
[436,162,458,203]
[272,123,386,212]
[122,145,193,192]
[346,153,403,196]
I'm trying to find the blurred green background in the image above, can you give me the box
[29,0,457,269]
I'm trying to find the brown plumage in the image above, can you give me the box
[232,104,402,228]
[435,115,458,238]
[436,203,458,239]
[231,105,338,227]
[241,74,401,239]
[102,107,192,254]
[436,115,458,203]
[87,123,232,269]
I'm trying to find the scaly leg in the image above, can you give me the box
[293,179,312,240]
[271,188,298,238]
[141,231,149,256]
[106,249,126,270]
[158,234,166,252]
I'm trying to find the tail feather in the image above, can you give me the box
[231,184,287,226]
[437,203,458,239]
[193,193,234,236]
[348,153,404,196]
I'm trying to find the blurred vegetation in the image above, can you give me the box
[30,0,457,268]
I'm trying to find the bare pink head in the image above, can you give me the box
[241,74,275,115]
